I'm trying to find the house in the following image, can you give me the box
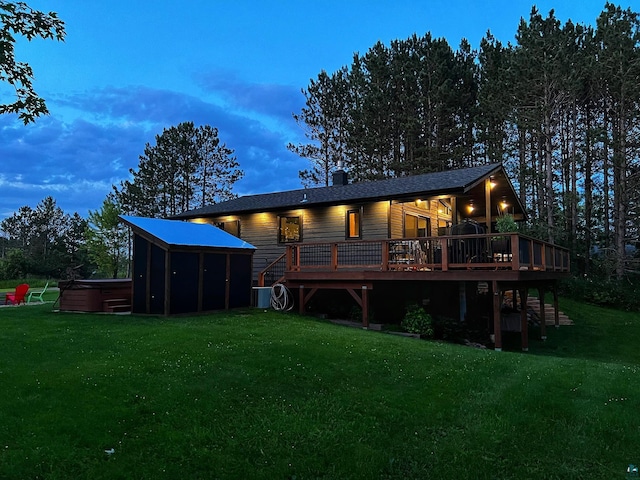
[174,163,570,351]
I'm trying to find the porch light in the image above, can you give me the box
[489,176,496,189]
[500,200,508,211]
[468,202,475,213]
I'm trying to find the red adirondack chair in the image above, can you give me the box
[5,284,29,305]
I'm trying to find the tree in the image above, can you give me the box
[85,195,129,278]
[114,122,243,217]
[0,196,89,278]
[288,68,350,187]
[0,2,65,123]
[196,125,243,206]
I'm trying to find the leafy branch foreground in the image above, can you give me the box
[0,301,639,479]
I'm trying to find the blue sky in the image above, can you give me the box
[0,0,614,219]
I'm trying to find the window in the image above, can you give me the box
[214,220,240,237]
[278,216,301,243]
[404,214,430,238]
[346,208,361,239]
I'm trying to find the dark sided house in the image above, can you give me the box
[174,163,570,351]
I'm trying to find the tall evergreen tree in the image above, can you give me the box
[114,122,243,217]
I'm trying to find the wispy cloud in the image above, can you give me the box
[195,70,304,123]
[0,82,307,219]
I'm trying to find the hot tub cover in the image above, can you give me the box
[120,215,256,250]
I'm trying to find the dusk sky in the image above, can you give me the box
[0,1,614,220]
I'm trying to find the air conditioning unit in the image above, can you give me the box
[252,287,272,308]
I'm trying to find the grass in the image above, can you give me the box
[0,301,639,479]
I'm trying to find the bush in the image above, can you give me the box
[401,304,433,337]
[559,275,640,311]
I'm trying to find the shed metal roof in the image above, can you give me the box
[119,215,256,249]
[174,163,504,219]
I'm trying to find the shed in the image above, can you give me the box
[120,215,256,315]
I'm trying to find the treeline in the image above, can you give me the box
[289,3,640,279]
[0,197,91,280]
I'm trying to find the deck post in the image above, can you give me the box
[492,281,502,351]
[485,178,492,234]
[538,286,547,340]
[331,243,338,271]
[441,240,449,271]
[553,284,560,328]
[519,288,529,352]
[285,246,293,271]
[362,285,369,329]
[382,241,389,271]
[510,234,520,271]
[298,285,305,315]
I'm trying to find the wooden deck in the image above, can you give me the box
[259,233,569,285]
[258,234,570,352]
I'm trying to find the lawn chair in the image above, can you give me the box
[27,282,49,303]
[5,284,29,305]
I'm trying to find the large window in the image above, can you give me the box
[404,214,430,238]
[278,216,301,243]
[346,208,361,239]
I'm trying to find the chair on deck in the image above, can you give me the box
[5,284,29,305]
[27,282,49,303]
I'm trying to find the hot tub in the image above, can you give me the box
[58,279,132,312]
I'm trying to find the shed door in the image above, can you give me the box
[170,252,200,314]
[202,253,227,310]
[229,254,252,308]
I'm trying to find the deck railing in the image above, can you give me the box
[257,252,287,287]
[280,233,570,274]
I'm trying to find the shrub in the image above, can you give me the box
[401,303,434,337]
[559,275,640,311]
[433,315,465,341]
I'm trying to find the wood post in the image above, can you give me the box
[553,284,560,328]
[492,281,502,351]
[538,287,547,340]
[519,288,528,352]
[331,243,338,270]
[362,285,369,329]
[298,285,305,315]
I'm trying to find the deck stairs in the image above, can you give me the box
[526,298,573,325]
[502,291,572,326]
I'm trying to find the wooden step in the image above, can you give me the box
[102,298,132,313]
[525,298,572,325]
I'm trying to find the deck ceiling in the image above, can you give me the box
[457,169,525,221]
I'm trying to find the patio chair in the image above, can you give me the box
[5,284,29,305]
[27,281,49,303]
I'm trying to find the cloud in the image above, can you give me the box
[0,84,308,220]
[194,70,305,124]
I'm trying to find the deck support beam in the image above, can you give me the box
[492,281,502,351]
[292,281,373,328]
[519,287,529,352]
[553,285,560,328]
[538,286,547,340]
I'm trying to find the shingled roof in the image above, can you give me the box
[174,163,504,219]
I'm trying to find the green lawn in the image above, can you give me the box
[0,300,639,479]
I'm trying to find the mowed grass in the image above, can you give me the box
[1,300,639,479]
